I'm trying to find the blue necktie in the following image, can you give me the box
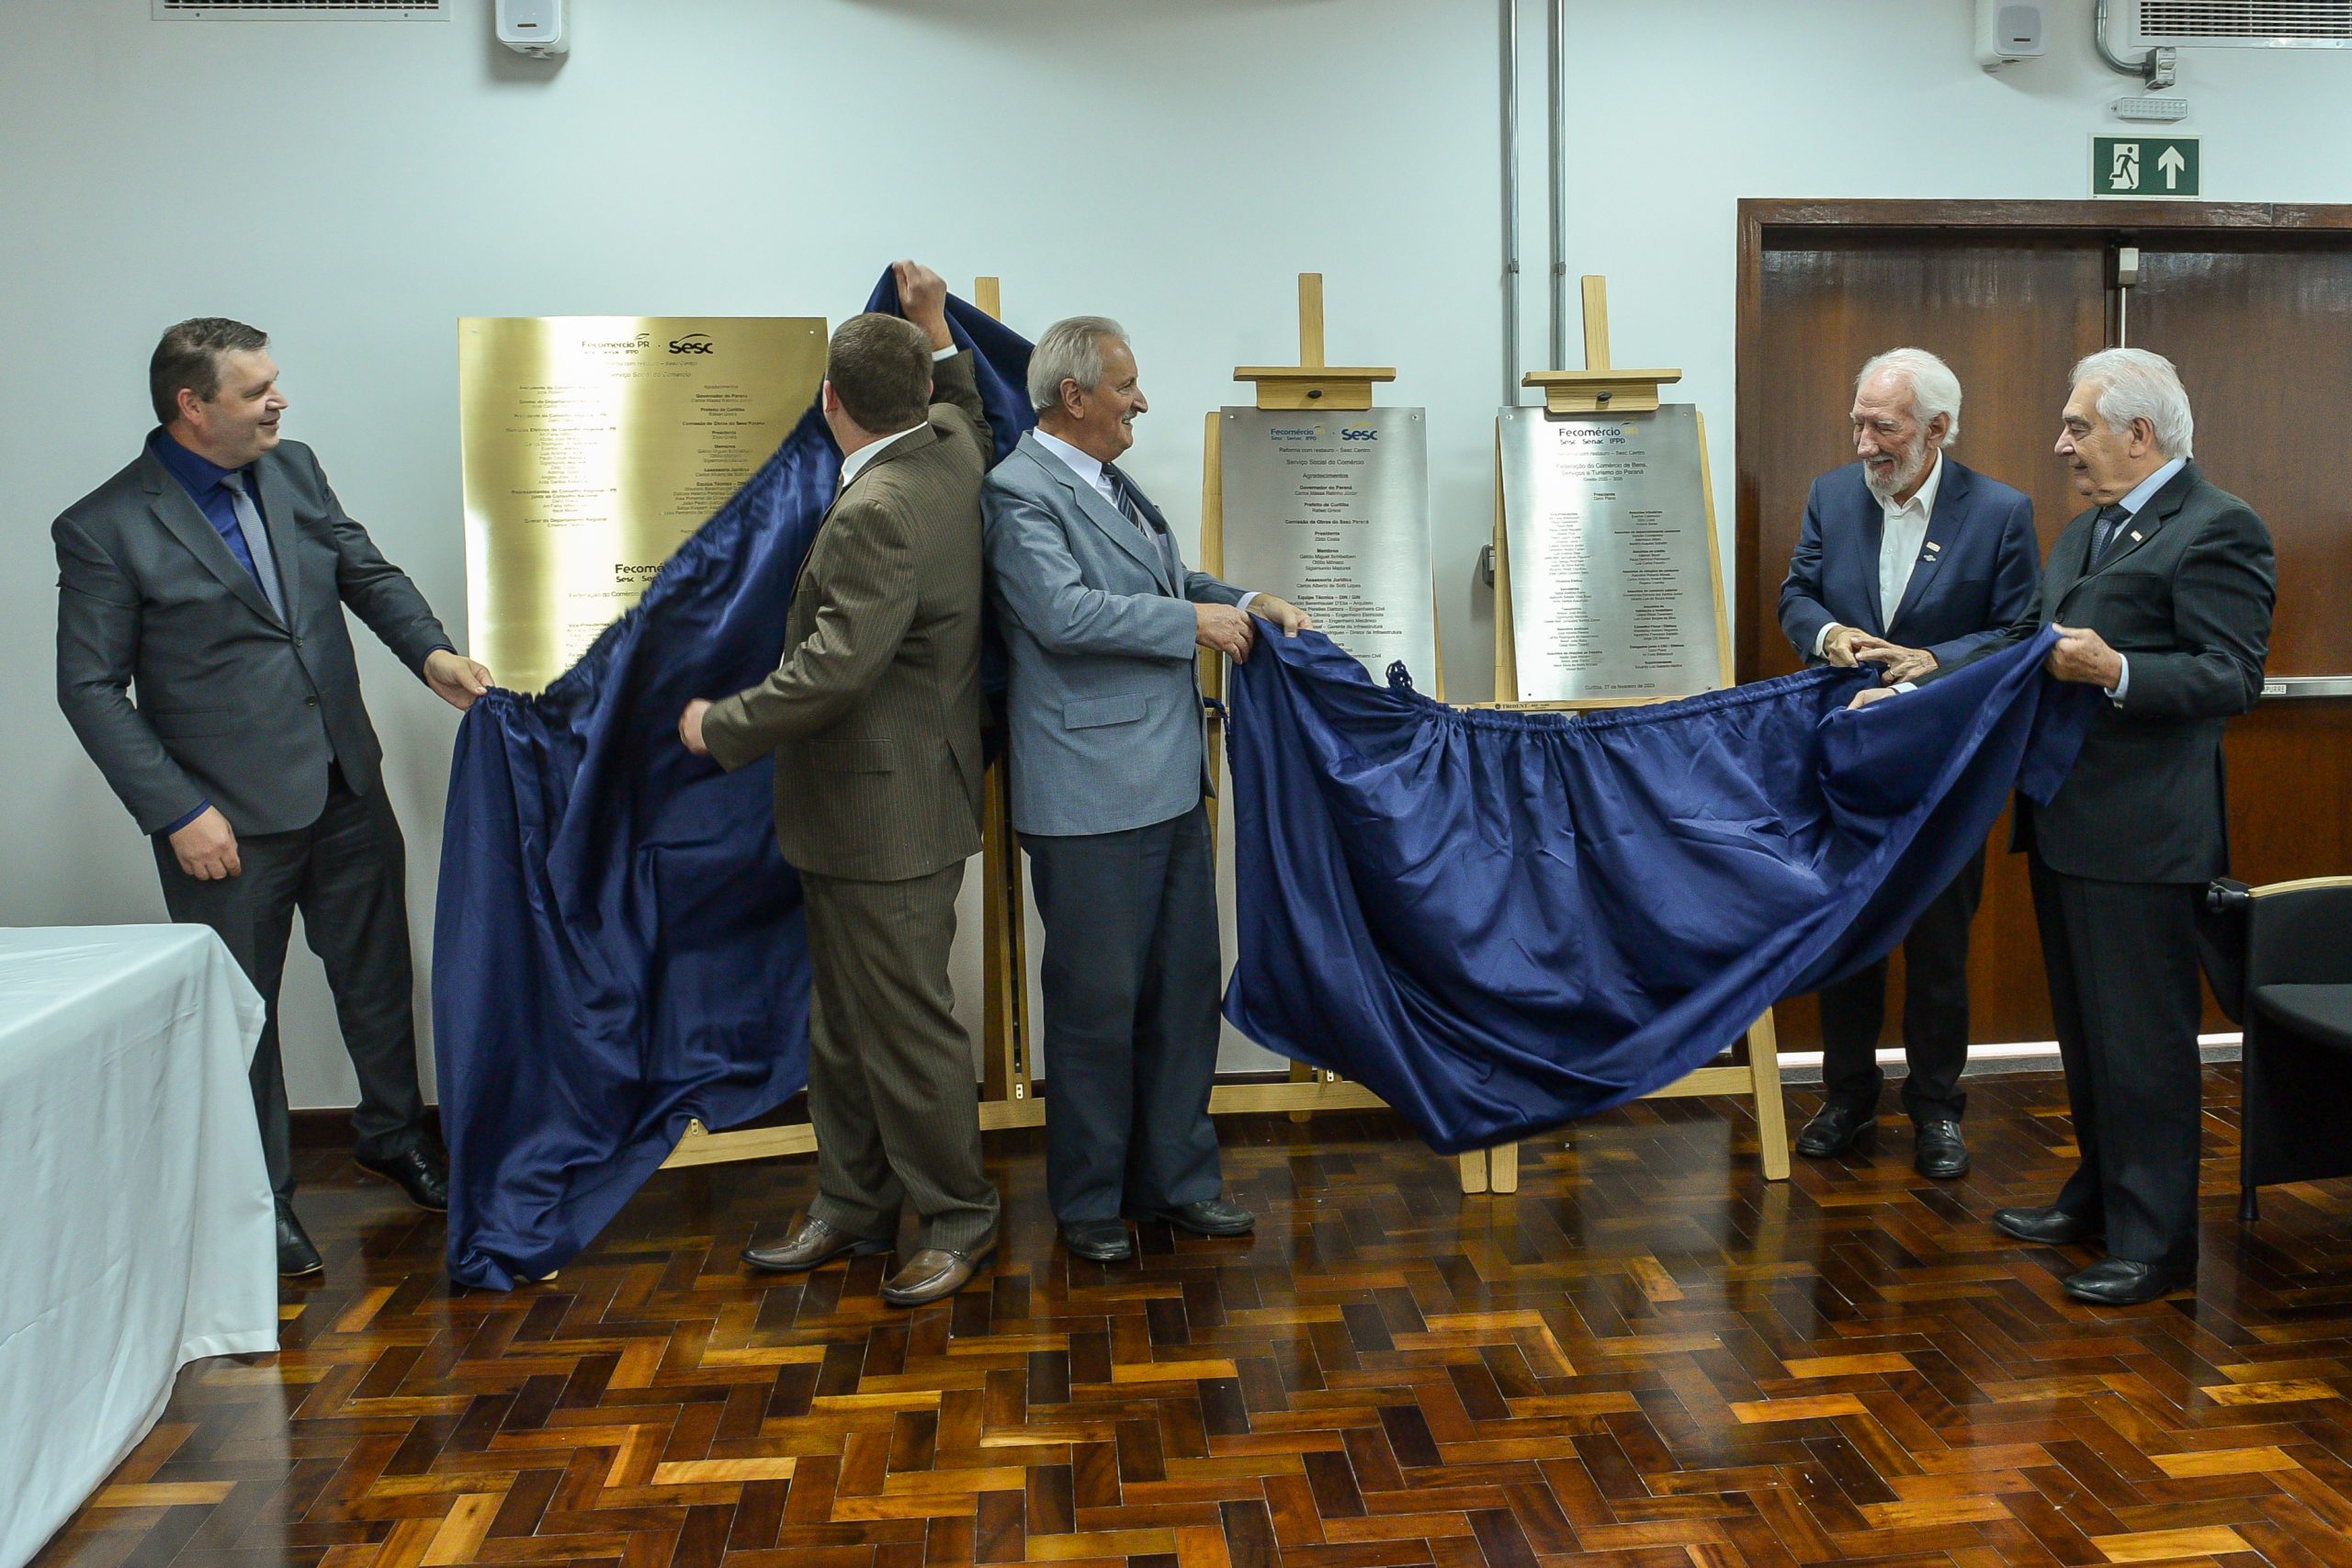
[218,470,288,620]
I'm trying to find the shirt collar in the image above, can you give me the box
[1032,426,1107,491]
[837,422,924,490]
[2117,455,2188,517]
[148,427,243,497]
[1881,450,1943,522]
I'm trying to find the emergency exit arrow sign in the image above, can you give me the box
[2093,134,2200,199]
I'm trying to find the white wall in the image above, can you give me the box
[4,0,2346,1106]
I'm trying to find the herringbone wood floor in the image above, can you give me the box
[37,1066,2352,1568]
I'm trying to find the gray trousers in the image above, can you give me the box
[1023,803,1224,1224]
[152,770,429,1201]
[797,862,999,1254]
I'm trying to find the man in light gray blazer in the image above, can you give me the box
[54,318,492,1279]
[983,316,1311,1263]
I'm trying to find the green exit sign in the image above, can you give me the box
[2093,134,2200,199]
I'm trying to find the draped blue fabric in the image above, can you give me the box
[434,275,1035,1289]
[1221,628,2097,1154]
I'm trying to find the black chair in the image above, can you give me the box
[2204,875,2352,1222]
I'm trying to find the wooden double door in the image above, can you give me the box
[1736,199,2352,1050]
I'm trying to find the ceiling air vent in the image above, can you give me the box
[153,0,448,18]
[2124,0,2352,45]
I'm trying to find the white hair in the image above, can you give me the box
[2069,346,2195,458]
[1027,315,1128,413]
[1856,347,1962,447]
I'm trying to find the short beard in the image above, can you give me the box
[1863,441,1930,502]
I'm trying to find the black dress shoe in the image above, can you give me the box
[1795,1102,1876,1158]
[1060,1219,1134,1262]
[1991,1204,2102,1247]
[1132,1199,1255,1237]
[355,1145,449,1213]
[277,1203,323,1279]
[1913,1118,1971,1179]
[743,1215,895,1274]
[2063,1258,2195,1306]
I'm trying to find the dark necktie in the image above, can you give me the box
[1103,467,1150,536]
[217,470,288,619]
[2091,502,2132,563]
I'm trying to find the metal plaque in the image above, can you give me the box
[1498,404,1724,702]
[1217,408,1434,683]
[459,315,827,692]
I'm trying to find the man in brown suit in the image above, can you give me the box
[679,261,997,1307]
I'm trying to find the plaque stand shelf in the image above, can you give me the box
[1469,275,1792,1192]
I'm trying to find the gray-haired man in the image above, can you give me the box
[1777,348,2041,1179]
[982,317,1310,1263]
[1854,348,2275,1305]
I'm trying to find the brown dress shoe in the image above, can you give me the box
[878,1241,995,1307]
[742,1215,894,1274]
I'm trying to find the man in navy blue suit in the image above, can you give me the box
[1778,348,2041,1179]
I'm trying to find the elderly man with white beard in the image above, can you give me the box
[1776,347,2042,1179]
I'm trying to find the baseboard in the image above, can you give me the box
[286,1041,2247,1142]
[289,1106,445,1148]
[1774,1032,2245,1088]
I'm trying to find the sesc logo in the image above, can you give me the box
[669,333,716,355]
[1340,424,1378,441]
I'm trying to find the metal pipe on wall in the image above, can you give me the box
[1546,0,1567,370]
[1499,0,1521,405]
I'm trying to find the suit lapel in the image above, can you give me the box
[251,452,301,627]
[2049,506,2101,613]
[1887,460,1970,634]
[141,452,281,626]
[1017,437,1172,590]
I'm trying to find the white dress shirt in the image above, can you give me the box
[1031,428,1257,612]
[835,343,963,491]
[1815,452,1943,656]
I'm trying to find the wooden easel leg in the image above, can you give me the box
[1747,1009,1791,1181]
[1488,1141,1520,1194]
[1458,1150,1490,1194]
[1288,1060,1316,1123]
[979,760,1032,1109]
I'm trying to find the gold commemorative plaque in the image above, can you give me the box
[458,316,826,692]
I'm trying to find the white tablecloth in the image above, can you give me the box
[0,925,277,1568]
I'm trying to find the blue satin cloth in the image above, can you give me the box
[1221,627,2097,1154]
[434,275,1035,1289]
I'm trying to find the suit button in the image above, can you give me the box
[305,695,319,706]
[293,636,304,649]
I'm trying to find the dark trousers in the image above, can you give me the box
[797,862,999,1255]
[1817,844,1986,1123]
[1023,802,1223,1224]
[2029,852,2206,1269]
[152,771,428,1201]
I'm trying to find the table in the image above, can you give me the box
[0,926,277,1568]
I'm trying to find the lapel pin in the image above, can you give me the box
[2130,529,2143,542]
[1925,540,1941,552]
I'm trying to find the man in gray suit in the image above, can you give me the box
[983,316,1312,1263]
[55,318,492,1279]
[680,263,998,1308]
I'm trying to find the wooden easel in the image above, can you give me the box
[1472,276,1792,1192]
[1200,272,1500,1180]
